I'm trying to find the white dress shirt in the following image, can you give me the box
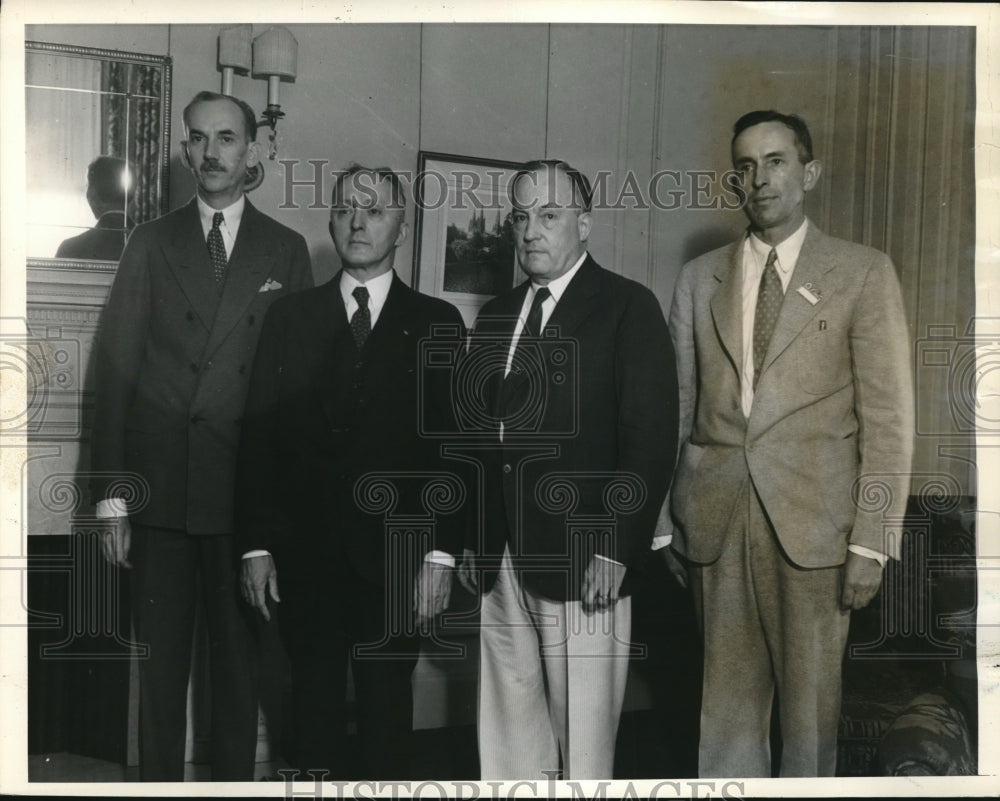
[195,194,245,259]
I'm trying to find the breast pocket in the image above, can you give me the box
[795,328,851,395]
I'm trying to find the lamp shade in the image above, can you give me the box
[218,24,252,71]
[253,26,297,79]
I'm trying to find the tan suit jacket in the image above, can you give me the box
[669,222,914,567]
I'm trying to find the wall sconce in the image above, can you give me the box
[217,24,298,160]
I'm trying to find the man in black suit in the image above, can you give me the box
[457,160,678,779]
[92,91,313,780]
[236,165,466,778]
[56,155,135,261]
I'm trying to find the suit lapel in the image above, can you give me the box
[760,224,834,373]
[162,200,219,328]
[203,201,272,358]
[479,281,530,419]
[708,236,745,375]
[313,273,351,426]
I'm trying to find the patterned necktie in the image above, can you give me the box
[752,248,783,390]
[350,285,371,350]
[207,211,228,283]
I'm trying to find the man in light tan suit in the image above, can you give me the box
[663,110,914,777]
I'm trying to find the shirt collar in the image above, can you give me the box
[196,194,245,230]
[747,217,809,278]
[531,251,588,303]
[340,267,394,310]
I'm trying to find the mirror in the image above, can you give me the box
[25,41,171,265]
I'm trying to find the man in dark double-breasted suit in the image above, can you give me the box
[664,110,914,776]
[235,165,466,778]
[91,91,313,781]
[458,160,679,779]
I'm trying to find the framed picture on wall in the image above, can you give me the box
[412,151,523,327]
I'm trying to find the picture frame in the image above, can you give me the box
[412,151,524,326]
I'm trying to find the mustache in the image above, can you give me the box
[200,160,225,172]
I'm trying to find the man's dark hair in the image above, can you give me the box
[511,159,593,213]
[330,163,407,213]
[86,156,134,215]
[183,90,258,141]
[732,110,814,164]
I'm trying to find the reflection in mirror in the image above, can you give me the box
[25,41,171,262]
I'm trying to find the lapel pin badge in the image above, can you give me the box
[797,283,821,305]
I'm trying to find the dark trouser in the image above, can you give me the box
[130,525,259,781]
[277,559,419,780]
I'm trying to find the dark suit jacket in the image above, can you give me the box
[469,255,678,602]
[56,212,134,261]
[90,198,313,535]
[668,223,914,567]
[234,272,467,587]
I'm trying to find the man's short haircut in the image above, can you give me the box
[87,156,134,206]
[183,90,258,142]
[511,159,593,213]
[732,110,814,164]
[330,164,407,213]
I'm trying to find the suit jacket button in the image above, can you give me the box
[190,415,202,424]
[185,311,194,322]
[189,363,199,373]
[503,463,512,474]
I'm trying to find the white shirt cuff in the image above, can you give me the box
[425,550,455,568]
[650,534,673,551]
[593,552,624,566]
[240,549,455,566]
[96,498,128,518]
[848,543,887,567]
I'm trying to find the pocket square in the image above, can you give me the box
[258,278,283,293]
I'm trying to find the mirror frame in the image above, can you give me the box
[25,40,173,270]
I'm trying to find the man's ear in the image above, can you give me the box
[803,159,822,192]
[577,211,593,243]
[247,140,262,168]
[394,221,410,248]
[180,140,191,170]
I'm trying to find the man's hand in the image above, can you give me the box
[840,551,883,610]
[457,548,479,595]
[100,515,132,569]
[414,562,453,627]
[659,546,688,589]
[581,556,627,616]
[241,554,280,621]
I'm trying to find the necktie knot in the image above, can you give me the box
[353,285,370,308]
[765,247,777,269]
[212,211,224,231]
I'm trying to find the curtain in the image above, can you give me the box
[824,26,976,497]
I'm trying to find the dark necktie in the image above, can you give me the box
[500,286,551,419]
[752,248,782,390]
[350,285,372,350]
[207,211,228,283]
[521,286,551,341]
